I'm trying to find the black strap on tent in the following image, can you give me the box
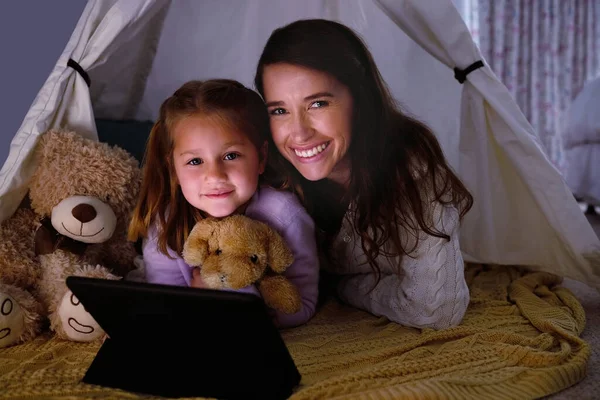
[67,58,91,87]
[453,60,484,84]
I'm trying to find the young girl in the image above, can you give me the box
[128,79,319,328]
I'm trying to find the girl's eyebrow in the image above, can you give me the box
[179,149,201,156]
[221,140,246,148]
[265,92,334,108]
[178,141,246,156]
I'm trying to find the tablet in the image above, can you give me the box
[66,276,301,399]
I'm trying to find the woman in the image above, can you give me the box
[253,19,474,329]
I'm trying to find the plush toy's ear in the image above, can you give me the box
[265,225,294,273]
[182,219,219,266]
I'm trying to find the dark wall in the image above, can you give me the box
[0,1,86,168]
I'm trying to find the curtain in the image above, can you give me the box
[468,0,600,172]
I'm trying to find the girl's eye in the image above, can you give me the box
[187,158,203,166]
[310,100,329,109]
[269,108,286,116]
[224,153,238,161]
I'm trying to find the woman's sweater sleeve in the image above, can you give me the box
[336,204,469,329]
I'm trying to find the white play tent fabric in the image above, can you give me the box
[0,0,599,288]
[0,0,169,222]
[562,76,600,206]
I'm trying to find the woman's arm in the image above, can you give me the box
[336,204,469,329]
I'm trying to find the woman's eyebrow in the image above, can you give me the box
[304,92,334,101]
[265,92,334,108]
[265,100,284,108]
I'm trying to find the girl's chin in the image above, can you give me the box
[202,208,237,219]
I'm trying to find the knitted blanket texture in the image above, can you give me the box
[0,264,589,399]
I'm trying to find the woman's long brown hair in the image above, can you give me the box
[255,19,473,279]
[128,79,273,256]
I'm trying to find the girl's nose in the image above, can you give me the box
[204,162,227,181]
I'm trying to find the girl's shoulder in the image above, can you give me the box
[145,215,171,247]
[255,186,303,208]
[247,187,311,228]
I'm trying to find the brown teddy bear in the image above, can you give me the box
[182,215,302,314]
[0,129,141,348]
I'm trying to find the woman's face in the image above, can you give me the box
[262,63,353,185]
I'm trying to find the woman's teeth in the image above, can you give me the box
[294,142,329,158]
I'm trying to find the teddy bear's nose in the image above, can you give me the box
[71,204,97,223]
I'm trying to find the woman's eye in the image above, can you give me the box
[310,100,329,109]
[187,158,203,166]
[269,108,286,116]
[224,153,238,161]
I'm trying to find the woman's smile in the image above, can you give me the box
[292,141,331,162]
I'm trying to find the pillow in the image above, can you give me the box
[95,119,154,165]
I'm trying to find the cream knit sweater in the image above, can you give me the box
[324,201,469,329]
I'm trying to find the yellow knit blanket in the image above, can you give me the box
[0,264,589,399]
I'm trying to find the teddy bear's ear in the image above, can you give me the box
[265,226,294,273]
[182,219,218,266]
[34,130,75,164]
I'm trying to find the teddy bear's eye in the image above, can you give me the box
[250,254,258,264]
[1,299,13,316]
[215,249,222,255]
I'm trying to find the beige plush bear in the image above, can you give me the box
[182,215,302,314]
[0,129,141,348]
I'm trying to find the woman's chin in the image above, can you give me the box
[294,164,330,182]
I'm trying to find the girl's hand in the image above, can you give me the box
[190,267,206,288]
[236,284,261,298]
[191,267,261,297]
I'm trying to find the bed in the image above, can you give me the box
[0,264,598,399]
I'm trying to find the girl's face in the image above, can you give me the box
[262,63,354,186]
[172,115,267,218]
